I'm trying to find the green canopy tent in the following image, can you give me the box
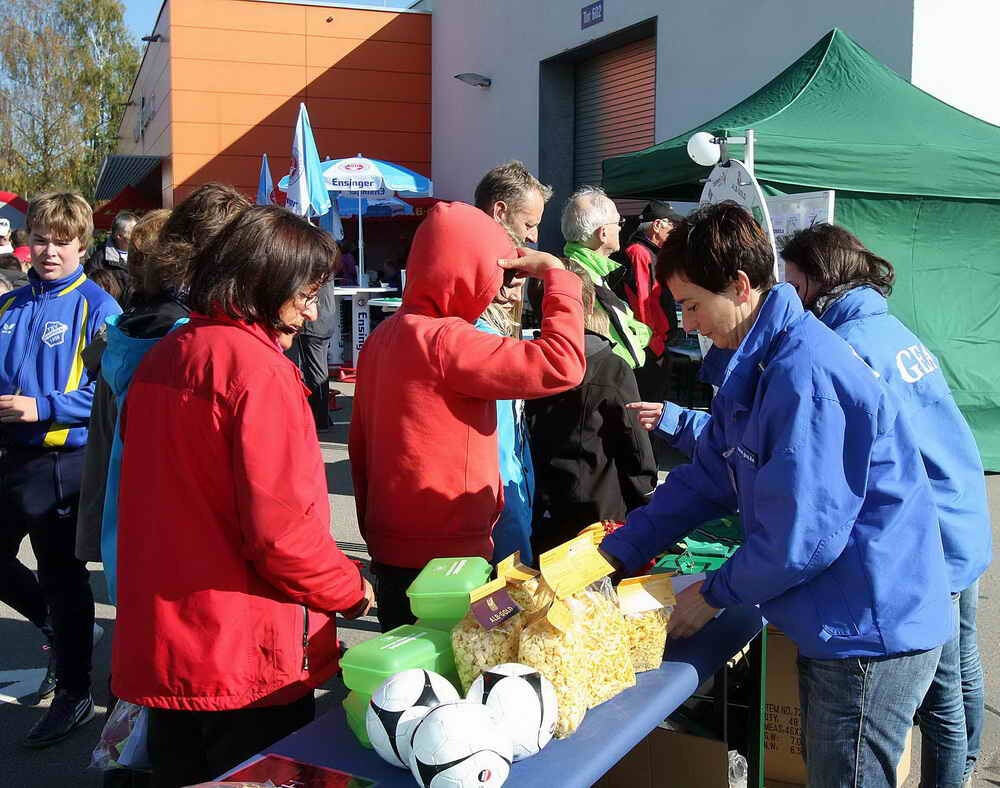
[603,28,1000,470]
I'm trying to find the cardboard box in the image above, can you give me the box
[765,627,911,785]
[595,727,731,788]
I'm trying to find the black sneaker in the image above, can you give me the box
[23,690,95,748]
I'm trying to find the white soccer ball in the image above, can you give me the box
[408,701,513,787]
[467,663,558,761]
[366,669,461,769]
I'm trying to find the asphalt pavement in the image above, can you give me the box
[1,385,998,786]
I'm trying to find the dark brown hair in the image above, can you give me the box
[88,268,124,302]
[779,223,894,310]
[139,183,251,298]
[657,201,776,294]
[187,206,340,332]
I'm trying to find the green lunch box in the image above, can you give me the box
[406,557,492,621]
[342,690,372,749]
[339,624,459,696]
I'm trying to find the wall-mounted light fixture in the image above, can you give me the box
[454,73,492,89]
[141,33,164,43]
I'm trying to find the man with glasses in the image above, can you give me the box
[286,274,337,431]
[623,201,685,402]
[561,186,651,370]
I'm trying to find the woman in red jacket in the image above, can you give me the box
[113,206,373,788]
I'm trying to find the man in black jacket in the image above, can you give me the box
[525,260,657,557]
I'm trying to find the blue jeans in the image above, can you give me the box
[917,582,985,785]
[960,582,984,779]
[798,647,941,787]
[917,593,965,787]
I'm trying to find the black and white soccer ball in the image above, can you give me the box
[366,668,461,769]
[408,701,513,787]
[466,663,558,760]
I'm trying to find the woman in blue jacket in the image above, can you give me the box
[601,203,954,787]
[782,224,991,788]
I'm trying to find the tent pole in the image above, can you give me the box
[745,129,756,175]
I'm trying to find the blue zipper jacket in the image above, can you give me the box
[475,318,536,564]
[656,286,991,594]
[603,284,954,659]
[100,311,188,602]
[0,268,121,449]
[820,287,991,592]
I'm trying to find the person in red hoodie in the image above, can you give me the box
[349,201,586,631]
[113,206,373,788]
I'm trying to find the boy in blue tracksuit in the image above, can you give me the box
[602,203,953,786]
[0,193,121,747]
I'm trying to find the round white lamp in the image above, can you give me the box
[687,132,722,167]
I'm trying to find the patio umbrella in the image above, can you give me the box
[256,153,275,206]
[279,154,432,282]
[284,104,331,219]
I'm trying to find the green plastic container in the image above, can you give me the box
[342,690,372,749]
[415,617,458,632]
[339,624,459,696]
[406,557,492,621]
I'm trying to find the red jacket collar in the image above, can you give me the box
[188,311,285,353]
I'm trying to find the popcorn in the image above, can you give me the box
[518,616,588,738]
[624,609,669,673]
[507,575,552,614]
[451,613,523,693]
[572,586,636,707]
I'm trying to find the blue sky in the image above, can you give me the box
[123,0,416,37]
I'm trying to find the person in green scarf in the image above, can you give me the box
[561,185,651,368]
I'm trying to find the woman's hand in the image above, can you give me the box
[669,581,719,639]
[626,401,664,431]
[340,578,375,620]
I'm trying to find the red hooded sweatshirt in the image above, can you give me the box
[349,202,586,568]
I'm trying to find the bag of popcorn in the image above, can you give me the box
[496,552,552,614]
[571,579,636,707]
[617,574,676,673]
[451,578,524,692]
[517,602,587,738]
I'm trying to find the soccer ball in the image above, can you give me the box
[408,701,513,787]
[467,663,557,760]
[366,669,461,769]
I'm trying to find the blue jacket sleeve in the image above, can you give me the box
[655,402,711,458]
[701,388,868,609]
[601,400,737,573]
[36,297,120,426]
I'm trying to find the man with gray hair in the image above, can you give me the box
[86,210,138,306]
[561,186,650,370]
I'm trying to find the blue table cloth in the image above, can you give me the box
[235,605,763,787]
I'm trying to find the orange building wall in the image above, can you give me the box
[116,1,174,206]
[165,0,431,206]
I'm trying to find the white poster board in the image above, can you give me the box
[765,190,836,279]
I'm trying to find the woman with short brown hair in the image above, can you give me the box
[113,206,373,788]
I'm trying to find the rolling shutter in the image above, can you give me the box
[574,36,655,214]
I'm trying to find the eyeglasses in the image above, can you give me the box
[606,217,626,228]
[296,290,320,309]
